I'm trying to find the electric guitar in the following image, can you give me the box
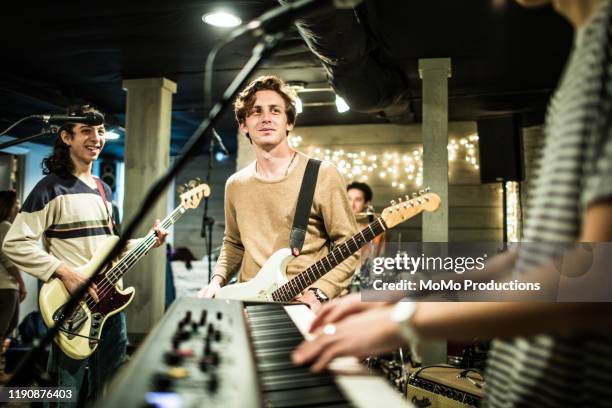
[39,180,210,360]
[216,189,441,302]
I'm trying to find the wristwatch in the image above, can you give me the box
[390,299,422,362]
[308,287,329,303]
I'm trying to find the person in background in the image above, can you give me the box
[347,181,385,258]
[0,190,26,384]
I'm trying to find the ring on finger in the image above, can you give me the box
[323,323,336,335]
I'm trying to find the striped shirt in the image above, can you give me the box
[2,173,116,282]
[485,2,612,407]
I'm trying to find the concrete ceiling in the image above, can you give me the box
[0,0,572,160]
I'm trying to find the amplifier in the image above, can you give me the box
[406,366,484,408]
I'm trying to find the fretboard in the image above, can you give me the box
[272,218,387,302]
[104,205,186,286]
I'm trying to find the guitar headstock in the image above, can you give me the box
[380,188,441,228]
[177,179,211,209]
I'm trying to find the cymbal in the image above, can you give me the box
[355,211,380,222]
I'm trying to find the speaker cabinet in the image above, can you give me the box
[100,161,117,192]
[477,115,525,183]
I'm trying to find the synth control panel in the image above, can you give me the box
[97,298,262,408]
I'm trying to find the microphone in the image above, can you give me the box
[229,0,362,40]
[34,112,105,126]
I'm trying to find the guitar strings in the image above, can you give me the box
[86,208,180,307]
[82,205,184,310]
[273,218,386,301]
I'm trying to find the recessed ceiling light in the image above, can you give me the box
[202,11,241,28]
[335,95,350,113]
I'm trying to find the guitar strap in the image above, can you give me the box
[94,177,119,236]
[289,158,321,256]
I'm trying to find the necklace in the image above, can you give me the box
[284,151,298,176]
[256,151,298,177]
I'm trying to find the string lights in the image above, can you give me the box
[288,134,480,190]
[505,181,521,242]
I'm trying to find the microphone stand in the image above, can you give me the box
[201,132,216,283]
[0,125,59,150]
[8,29,288,388]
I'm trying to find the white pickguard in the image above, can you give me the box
[215,248,294,301]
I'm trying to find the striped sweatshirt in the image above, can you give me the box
[2,173,116,282]
[484,2,612,407]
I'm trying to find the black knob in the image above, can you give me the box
[184,311,192,322]
[208,352,220,366]
[207,324,215,335]
[152,372,174,391]
[199,358,209,372]
[204,339,212,355]
[214,330,222,342]
[208,373,219,392]
[199,310,207,325]
[191,322,199,332]
[164,351,184,366]
[216,311,222,320]
[177,330,190,341]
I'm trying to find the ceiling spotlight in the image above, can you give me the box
[335,95,350,113]
[295,96,303,114]
[104,130,120,140]
[202,11,242,28]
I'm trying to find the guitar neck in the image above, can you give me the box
[105,205,186,285]
[273,218,387,302]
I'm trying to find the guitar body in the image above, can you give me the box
[39,235,135,360]
[37,181,210,360]
[216,191,441,303]
[215,248,294,301]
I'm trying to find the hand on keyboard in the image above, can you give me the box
[292,304,406,372]
[309,293,386,333]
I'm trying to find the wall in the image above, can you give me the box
[172,154,237,260]
[293,122,505,243]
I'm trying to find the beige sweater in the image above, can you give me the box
[214,152,359,298]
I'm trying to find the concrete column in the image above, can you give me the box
[121,77,176,339]
[419,58,451,365]
[419,58,451,242]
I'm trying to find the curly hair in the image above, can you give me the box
[234,75,298,131]
[0,190,17,222]
[42,104,104,178]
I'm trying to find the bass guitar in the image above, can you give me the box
[39,180,210,359]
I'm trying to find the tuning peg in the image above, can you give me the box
[418,189,424,195]
[412,192,418,199]
[177,185,186,194]
[188,179,199,188]
[425,187,430,193]
[398,197,403,203]
[390,200,396,206]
